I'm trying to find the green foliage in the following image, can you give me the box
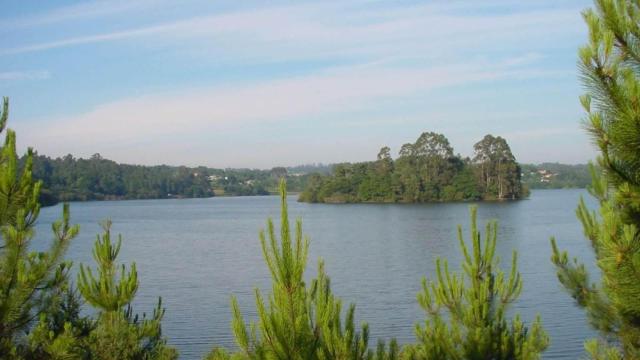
[30,154,214,203]
[21,222,177,360]
[77,221,177,360]
[208,180,397,360]
[472,135,523,200]
[29,154,319,203]
[78,221,138,311]
[521,163,592,189]
[25,287,93,359]
[0,97,80,358]
[299,132,523,203]
[403,206,548,360]
[550,1,640,358]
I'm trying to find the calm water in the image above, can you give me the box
[34,189,597,359]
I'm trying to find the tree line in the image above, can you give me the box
[521,163,593,189]
[2,1,640,359]
[26,149,588,208]
[30,153,214,205]
[299,132,526,203]
[27,154,311,206]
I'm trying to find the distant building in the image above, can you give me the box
[536,169,557,183]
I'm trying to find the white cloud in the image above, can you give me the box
[5,0,590,166]
[0,0,158,30]
[14,57,551,165]
[2,2,583,59]
[0,70,50,81]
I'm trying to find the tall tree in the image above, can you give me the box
[395,143,421,202]
[472,135,522,199]
[0,97,79,357]
[299,131,526,203]
[551,1,640,358]
[404,206,548,359]
[376,146,394,176]
[413,132,456,200]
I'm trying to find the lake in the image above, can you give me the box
[34,189,597,359]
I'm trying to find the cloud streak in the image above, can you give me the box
[5,0,591,166]
[0,0,159,30]
[0,70,50,81]
[15,57,552,163]
[2,2,583,59]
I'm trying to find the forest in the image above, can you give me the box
[26,150,587,208]
[28,153,310,205]
[521,163,592,189]
[299,132,526,203]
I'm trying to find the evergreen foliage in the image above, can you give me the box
[299,132,526,203]
[207,180,398,360]
[0,97,79,358]
[551,0,640,358]
[403,207,548,360]
[76,221,177,360]
[28,154,314,204]
[0,97,175,359]
[31,153,214,204]
[26,221,178,359]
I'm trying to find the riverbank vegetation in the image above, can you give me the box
[521,163,592,189]
[299,132,527,203]
[28,154,310,205]
[27,150,587,208]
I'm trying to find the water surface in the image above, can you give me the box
[34,189,597,359]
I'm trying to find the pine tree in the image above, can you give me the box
[77,220,177,360]
[208,180,397,360]
[404,206,548,360]
[25,286,93,359]
[550,1,640,358]
[0,97,80,357]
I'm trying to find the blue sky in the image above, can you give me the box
[1,0,593,168]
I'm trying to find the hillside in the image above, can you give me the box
[521,163,591,189]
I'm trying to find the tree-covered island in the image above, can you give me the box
[299,132,527,203]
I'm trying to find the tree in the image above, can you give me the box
[395,144,421,202]
[404,206,548,359]
[413,132,456,200]
[472,135,522,200]
[77,221,177,360]
[298,131,527,203]
[208,180,397,359]
[551,1,640,358]
[376,147,394,176]
[0,97,80,357]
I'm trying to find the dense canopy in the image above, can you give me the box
[299,132,527,203]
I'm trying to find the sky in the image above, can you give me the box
[1,0,594,168]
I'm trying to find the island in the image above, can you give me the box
[298,132,526,203]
